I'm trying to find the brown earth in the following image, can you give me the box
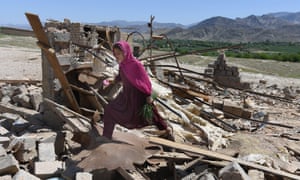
[0,46,41,81]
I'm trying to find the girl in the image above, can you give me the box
[102,40,169,139]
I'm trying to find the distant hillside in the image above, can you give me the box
[94,20,186,33]
[267,12,300,24]
[2,12,300,42]
[0,27,35,37]
[165,12,300,42]
[92,12,300,42]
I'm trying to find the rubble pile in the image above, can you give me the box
[205,52,250,90]
[0,13,299,179]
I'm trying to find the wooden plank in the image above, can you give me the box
[186,89,210,102]
[0,102,38,119]
[90,87,108,106]
[198,159,230,167]
[152,152,192,161]
[177,156,230,171]
[0,79,41,84]
[44,98,91,133]
[25,12,81,113]
[149,137,300,180]
[37,42,81,113]
[70,85,103,111]
[25,12,50,46]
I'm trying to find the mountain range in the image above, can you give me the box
[96,12,300,42]
[2,12,300,42]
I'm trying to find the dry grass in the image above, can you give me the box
[0,33,38,49]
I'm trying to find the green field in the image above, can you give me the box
[0,33,38,49]
[150,39,300,63]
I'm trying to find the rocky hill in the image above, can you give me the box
[165,12,300,42]
[267,12,300,24]
[95,12,300,42]
[95,20,186,33]
[2,12,300,42]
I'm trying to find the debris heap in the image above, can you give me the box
[206,52,250,90]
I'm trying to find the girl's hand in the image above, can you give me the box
[102,78,115,89]
[146,96,153,104]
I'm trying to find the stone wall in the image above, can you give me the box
[205,52,250,90]
[42,19,121,98]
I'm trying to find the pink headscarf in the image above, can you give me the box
[114,41,152,95]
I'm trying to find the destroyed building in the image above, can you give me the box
[205,52,250,90]
[0,12,300,180]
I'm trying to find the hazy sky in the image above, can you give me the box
[1,0,299,25]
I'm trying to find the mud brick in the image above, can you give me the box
[226,70,233,76]
[0,145,6,157]
[37,132,57,162]
[34,161,64,179]
[38,142,56,161]
[52,32,70,42]
[12,94,32,109]
[30,92,43,111]
[232,70,239,76]
[0,136,10,148]
[225,66,231,71]
[0,175,12,180]
[223,101,243,118]
[0,113,19,130]
[219,161,250,180]
[37,132,65,154]
[204,68,214,75]
[248,169,264,180]
[0,125,9,135]
[241,109,252,119]
[241,82,251,90]
[212,101,223,110]
[76,172,93,180]
[13,169,40,180]
[14,133,37,163]
[0,154,19,175]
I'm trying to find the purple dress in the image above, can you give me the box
[102,70,167,139]
[102,41,167,139]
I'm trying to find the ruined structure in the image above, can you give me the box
[205,52,250,90]
[43,18,120,100]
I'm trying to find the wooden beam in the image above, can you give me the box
[149,137,300,180]
[0,79,41,84]
[152,152,192,161]
[44,98,91,133]
[0,102,38,119]
[25,12,81,113]
[37,42,81,113]
[25,12,50,46]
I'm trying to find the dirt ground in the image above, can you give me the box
[0,46,41,81]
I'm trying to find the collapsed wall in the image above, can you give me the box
[40,19,121,129]
[205,52,250,90]
[42,19,120,103]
